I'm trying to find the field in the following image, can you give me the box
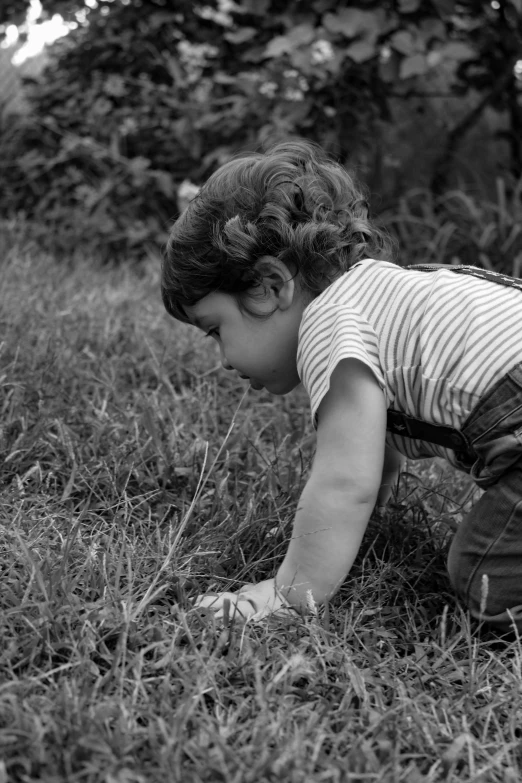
[1,234,521,783]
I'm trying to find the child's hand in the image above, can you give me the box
[194,578,290,622]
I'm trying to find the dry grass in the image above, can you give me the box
[1,235,521,783]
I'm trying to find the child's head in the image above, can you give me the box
[162,138,393,322]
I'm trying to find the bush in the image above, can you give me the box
[382,177,522,272]
[1,0,520,261]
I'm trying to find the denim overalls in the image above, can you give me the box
[388,264,522,633]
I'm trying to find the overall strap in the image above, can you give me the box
[386,262,521,458]
[386,410,475,462]
[407,263,522,292]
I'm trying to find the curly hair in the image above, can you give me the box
[162,139,395,322]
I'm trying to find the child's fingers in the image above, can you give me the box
[237,583,256,593]
[193,592,229,610]
[192,580,293,623]
[243,597,293,617]
[217,595,258,620]
[193,591,257,620]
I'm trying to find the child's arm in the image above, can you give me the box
[195,358,387,619]
[274,357,386,609]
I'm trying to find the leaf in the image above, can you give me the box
[152,170,175,199]
[323,8,383,44]
[213,71,237,85]
[313,0,337,11]
[148,11,177,31]
[426,49,443,68]
[440,41,475,61]
[399,53,430,79]
[289,22,316,46]
[431,0,456,16]
[103,74,126,97]
[92,96,113,116]
[264,34,291,58]
[390,30,417,56]
[419,17,446,42]
[379,53,399,83]
[128,156,151,176]
[399,0,421,12]
[264,24,315,57]
[164,54,184,86]
[236,0,270,13]
[224,27,257,45]
[345,40,376,63]
[289,48,313,73]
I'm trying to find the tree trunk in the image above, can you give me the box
[431,60,517,195]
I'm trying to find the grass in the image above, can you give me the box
[1,233,522,783]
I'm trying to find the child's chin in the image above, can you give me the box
[263,379,299,396]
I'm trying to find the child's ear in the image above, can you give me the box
[253,256,296,311]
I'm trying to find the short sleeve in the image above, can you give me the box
[297,303,386,427]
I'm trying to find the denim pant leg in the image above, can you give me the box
[448,362,522,633]
[447,459,522,632]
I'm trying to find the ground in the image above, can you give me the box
[0,241,521,782]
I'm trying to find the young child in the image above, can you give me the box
[161,139,522,634]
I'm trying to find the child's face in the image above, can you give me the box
[185,282,307,395]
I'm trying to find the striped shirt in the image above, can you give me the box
[297,259,522,466]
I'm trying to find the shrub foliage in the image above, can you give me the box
[0,0,521,259]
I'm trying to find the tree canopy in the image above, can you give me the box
[0,0,520,258]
